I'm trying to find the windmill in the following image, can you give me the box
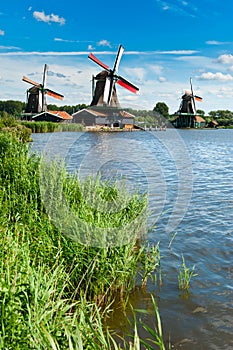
[88,45,139,107]
[22,64,64,114]
[178,78,202,115]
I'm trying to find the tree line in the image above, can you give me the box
[1,100,233,127]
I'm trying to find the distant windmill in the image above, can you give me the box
[178,78,202,115]
[22,64,64,113]
[88,45,139,107]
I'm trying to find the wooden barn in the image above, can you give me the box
[72,107,135,130]
[32,110,72,123]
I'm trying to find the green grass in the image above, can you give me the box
[0,132,166,349]
[21,121,84,133]
[178,255,198,293]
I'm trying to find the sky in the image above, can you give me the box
[0,0,233,114]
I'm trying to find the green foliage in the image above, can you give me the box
[178,255,198,293]
[0,100,25,116]
[0,114,32,142]
[208,109,233,127]
[196,109,205,116]
[140,243,161,287]
[0,133,165,348]
[21,121,84,133]
[153,102,169,120]
[131,295,167,350]
[47,103,89,115]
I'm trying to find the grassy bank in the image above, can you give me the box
[0,132,164,349]
[21,121,84,133]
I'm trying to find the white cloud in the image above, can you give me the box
[157,50,198,55]
[149,64,163,74]
[0,29,4,36]
[158,76,167,82]
[54,38,93,44]
[123,67,146,81]
[0,45,20,50]
[196,72,233,81]
[206,40,231,45]
[88,45,95,51]
[97,40,111,48]
[155,0,197,17]
[206,40,224,45]
[216,54,233,65]
[33,11,65,25]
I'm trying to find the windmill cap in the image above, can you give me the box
[185,90,191,95]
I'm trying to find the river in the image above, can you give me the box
[31,128,233,349]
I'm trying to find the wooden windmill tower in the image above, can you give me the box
[88,45,139,107]
[22,64,64,114]
[172,78,203,128]
[178,78,202,115]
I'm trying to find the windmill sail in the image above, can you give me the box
[88,45,139,107]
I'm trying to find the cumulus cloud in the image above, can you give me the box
[33,11,65,25]
[216,54,233,65]
[88,45,95,50]
[196,72,233,81]
[0,29,4,36]
[97,40,111,48]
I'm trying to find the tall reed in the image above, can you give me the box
[21,121,84,133]
[0,132,163,348]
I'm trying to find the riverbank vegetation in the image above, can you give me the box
[21,121,84,133]
[1,99,233,128]
[0,131,166,349]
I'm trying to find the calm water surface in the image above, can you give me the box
[31,129,233,349]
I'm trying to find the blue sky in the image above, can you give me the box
[0,0,233,113]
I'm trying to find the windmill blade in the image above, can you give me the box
[88,53,110,71]
[22,76,41,87]
[46,89,64,100]
[103,77,112,105]
[194,95,202,102]
[117,76,139,94]
[42,64,48,87]
[190,77,196,114]
[113,45,124,73]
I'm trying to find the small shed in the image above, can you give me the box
[208,120,218,128]
[194,115,206,128]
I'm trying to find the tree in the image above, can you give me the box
[153,102,169,120]
[197,109,205,116]
[0,100,25,116]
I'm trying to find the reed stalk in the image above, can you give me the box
[0,132,163,349]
